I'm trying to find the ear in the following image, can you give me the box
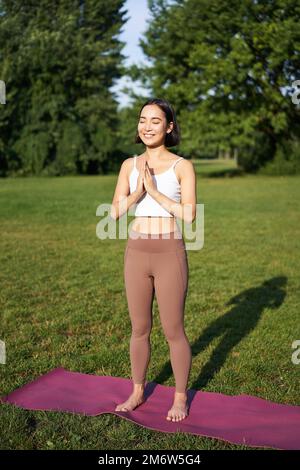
[167,121,174,133]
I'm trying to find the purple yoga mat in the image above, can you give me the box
[1,367,300,450]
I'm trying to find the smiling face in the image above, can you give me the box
[137,104,173,147]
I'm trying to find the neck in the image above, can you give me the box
[144,145,169,163]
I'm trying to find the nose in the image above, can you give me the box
[140,122,152,131]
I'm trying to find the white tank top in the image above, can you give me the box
[129,156,184,217]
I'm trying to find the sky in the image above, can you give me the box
[111,0,152,109]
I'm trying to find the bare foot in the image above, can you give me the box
[115,391,145,412]
[166,394,189,422]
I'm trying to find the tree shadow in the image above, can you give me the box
[205,167,245,177]
[152,276,287,399]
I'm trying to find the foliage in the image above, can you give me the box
[0,0,128,176]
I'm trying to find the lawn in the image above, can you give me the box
[0,160,299,450]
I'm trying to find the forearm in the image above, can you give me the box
[110,190,142,220]
[150,189,195,223]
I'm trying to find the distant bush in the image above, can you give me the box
[237,132,275,173]
[259,139,300,175]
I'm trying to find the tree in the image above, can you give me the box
[127,0,300,171]
[0,0,128,176]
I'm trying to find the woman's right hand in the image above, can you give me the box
[136,160,146,197]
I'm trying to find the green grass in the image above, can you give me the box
[191,158,240,177]
[0,162,299,450]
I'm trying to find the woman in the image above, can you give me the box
[110,98,196,422]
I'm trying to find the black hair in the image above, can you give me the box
[134,98,180,147]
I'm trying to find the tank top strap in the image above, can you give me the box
[133,156,137,170]
[171,157,184,169]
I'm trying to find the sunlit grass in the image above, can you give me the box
[0,166,299,450]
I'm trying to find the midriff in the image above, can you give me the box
[131,216,180,234]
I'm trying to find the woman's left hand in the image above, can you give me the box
[143,161,157,196]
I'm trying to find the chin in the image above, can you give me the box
[141,137,162,147]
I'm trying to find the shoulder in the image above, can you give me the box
[120,156,135,174]
[177,157,193,167]
[121,156,134,166]
[174,156,195,179]
[181,158,195,172]
[122,153,145,167]
[170,153,193,168]
[116,158,135,185]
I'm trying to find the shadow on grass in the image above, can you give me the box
[204,168,245,178]
[153,276,287,399]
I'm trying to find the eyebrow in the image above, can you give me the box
[139,116,162,120]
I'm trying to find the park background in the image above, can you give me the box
[0,0,299,450]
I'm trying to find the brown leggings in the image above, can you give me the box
[124,229,192,393]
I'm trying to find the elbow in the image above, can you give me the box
[181,204,196,224]
[184,215,195,224]
[182,208,196,224]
